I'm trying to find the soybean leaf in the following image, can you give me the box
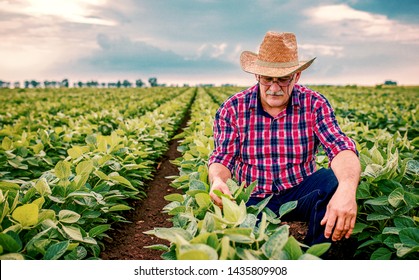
[388,187,405,208]
[0,232,21,253]
[58,210,81,224]
[371,247,393,260]
[261,225,290,259]
[164,193,184,203]
[44,241,69,260]
[283,236,303,260]
[399,228,419,248]
[279,200,298,218]
[88,224,111,238]
[12,203,39,227]
[306,242,331,257]
[55,161,71,179]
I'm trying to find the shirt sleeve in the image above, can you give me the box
[208,104,239,172]
[313,99,358,165]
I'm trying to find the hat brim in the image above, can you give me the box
[240,51,316,77]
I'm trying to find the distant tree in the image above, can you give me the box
[116,80,122,88]
[136,79,144,88]
[30,80,40,88]
[384,80,397,86]
[77,81,83,88]
[61,79,69,88]
[122,80,132,88]
[14,82,20,88]
[1,81,11,88]
[148,77,158,87]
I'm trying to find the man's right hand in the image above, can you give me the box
[209,178,232,207]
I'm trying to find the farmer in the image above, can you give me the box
[208,31,361,246]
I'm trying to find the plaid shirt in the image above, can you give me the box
[208,83,358,198]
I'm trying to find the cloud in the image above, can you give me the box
[71,34,237,75]
[305,4,419,43]
[299,44,344,58]
[0,0,117,26]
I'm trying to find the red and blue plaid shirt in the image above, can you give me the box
[208,83,358,198]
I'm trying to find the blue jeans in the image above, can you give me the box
[246,168,338,245]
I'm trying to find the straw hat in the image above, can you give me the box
[240,31,316,77]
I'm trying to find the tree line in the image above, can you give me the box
[0,78,165,89]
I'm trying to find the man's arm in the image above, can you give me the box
[321,150,361,241]
[208,163,233,207]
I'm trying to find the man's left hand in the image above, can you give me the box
[320,186,357,241]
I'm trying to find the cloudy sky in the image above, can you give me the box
[1,0,418,86]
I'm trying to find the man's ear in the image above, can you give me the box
[294,72,302,83]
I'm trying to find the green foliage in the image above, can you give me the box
[0,87,196,259]
[1,85,418,260]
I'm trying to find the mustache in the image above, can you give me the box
[265,89,285,96]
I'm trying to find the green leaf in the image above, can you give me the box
[7,159,28,170]
[352,222,368,234]
[2,137,13,150]
[178,243,218,260]
[109,174,134,189]
[278,200,297,218]
[222,197,246,225]
[64,246,88,260]
[12,203,39,227]
[144,244,169,251]
[75,160,94,176]
[0,233,21,253]
[61,225,84,242]
[195,192,212,209]
[164,193,184,203]
[55,161,71,179]
[283,236,303,260]
[262,225,290,259]
[356,182,371,199]
[88,224,111,238]
[44,241,69,260]
[34,178,51,196]
[68,146,84,159]
[109,204,132,211]
[145,227,192,243]
[58,210,81,223]
[371,247,393,260]
[306,242,331,257]
[367,213,391,221]
[364,196,389,206]
[0,253,25,260]
[399,228,419,248]
[388,187,405,208]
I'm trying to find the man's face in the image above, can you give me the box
[257,72,301,114]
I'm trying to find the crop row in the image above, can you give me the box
[1,85,418,260]
[0,87,196,259]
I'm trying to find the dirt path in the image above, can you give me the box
[100,130,184,260]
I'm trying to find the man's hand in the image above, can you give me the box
[320,186,357,241]
[208,163,233,207]
[209,178,232,207]
[325,150,360,241]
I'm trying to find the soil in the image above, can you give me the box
[100,118,361,260]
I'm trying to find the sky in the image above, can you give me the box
[1,0,419,87]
